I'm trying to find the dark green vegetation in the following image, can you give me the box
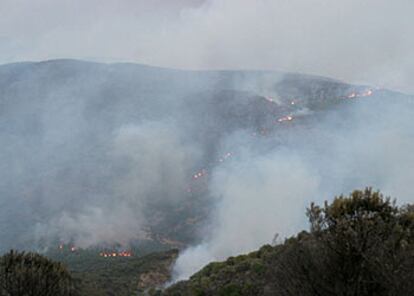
[2,60,414,295]
[163,189,414,296]
[0,250,76,296]
[2,189,414,296]
[0,248,178,296]
[51,249,178,296]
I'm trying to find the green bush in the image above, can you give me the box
[0,250,77,296]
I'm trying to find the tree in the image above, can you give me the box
[0,250,77,296]
[279,188,414,296]
[164,188,414,296]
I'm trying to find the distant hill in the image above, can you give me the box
[2,60,414,296]
[0,59,408,252]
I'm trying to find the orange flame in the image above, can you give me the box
[277,115,293,123]
[99,251,132,258]
[346,89,373,99]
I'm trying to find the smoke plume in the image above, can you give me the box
[172,91,414,280]
[1,0,414,92]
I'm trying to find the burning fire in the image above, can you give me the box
[58,243,132,258]
[264,96,277,103]
[346,88,374,99]
[277,115,294,123]
[187,151,234,193]
[193,169,207,180]
[58,244,77,252]
[218,152,232,163]
[362,89,373,96]
[99,251,132,258]
[347,92,357,99]
[192,152,233,181]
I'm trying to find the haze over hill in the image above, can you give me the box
[1,60,413,282]
[1,0,414,93]
[1,1,414,295]
[3,59,342,251]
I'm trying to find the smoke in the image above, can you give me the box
[1,0,414,92]
[0,59,216,250]
[0,60,412,288]
[0,60,290,251]
[172,93,414,280]
[0,58,413,284]
[173,150,320,280]
[112,122,195,207]
[0,0,413,283]
[31,122,197,248]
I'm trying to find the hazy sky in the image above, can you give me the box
[1,0,413,93]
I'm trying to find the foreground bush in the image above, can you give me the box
[164,188,414,296]
[0,250,77,296]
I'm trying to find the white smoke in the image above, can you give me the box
[1,0,414,93]
[1,0,413,282]
[173,151,320,280]
[33,121,199,248]
[172,93,414,280]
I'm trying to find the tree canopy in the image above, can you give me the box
[164,188,414,296]
[0,250,77,296]
[302,188,414,295]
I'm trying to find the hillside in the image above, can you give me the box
[0,59,389,252]
[162,189,414,296]
[48,248,178,296]
[1,60,413,295]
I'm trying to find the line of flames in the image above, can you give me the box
[99,251,133,258]
[346,89,374,99]
[60,89,376,253]
[58,245,132,257]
